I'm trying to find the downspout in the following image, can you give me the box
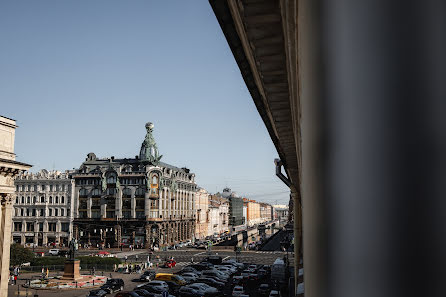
[275,159,301,296]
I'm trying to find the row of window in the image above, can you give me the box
[13,222,69,232]
[14,208,66,217]
[16,195,66,204]
[16,184,67,192]
[75,177,146,185]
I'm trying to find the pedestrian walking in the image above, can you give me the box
[125,255,128,263]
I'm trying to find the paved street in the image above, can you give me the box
[8,249,294,297]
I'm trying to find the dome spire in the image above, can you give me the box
[139,122,162,165]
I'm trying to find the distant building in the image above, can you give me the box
[72,122,197,248]
[260,202,272,222]
[195,188,209,240]
[208,195,229,236]
[12,170,75,247]
[272,204,289,223]
[222,188,244,232]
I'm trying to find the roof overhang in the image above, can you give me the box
[210,0,300,187]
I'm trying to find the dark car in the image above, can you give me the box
[259,284,270,296]
[196,278,225,290]
[58,250,69,257]
[87,289,108,297]
[115,292,143,297]
[132,271,155,282]
[187,283,219,296]
[179,267,200,276]
[100,278,124,293]
[189,263,214,271]
[203,256,222,265]
[133,289,160,297]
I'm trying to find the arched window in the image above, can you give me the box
[55,196,59,204]
[61,196,65,204]
[107,175,117,184]
[15,197,18,204]
[123,188,132,198]
[26,209,30,216]
[27,196,30,204]
[55,209,58,216]
[40,196,44,203]
[49,209,52,216]
[33,196,36,203]
[61,209,64,216]
[135,188,145,198]
[21,196,24,203]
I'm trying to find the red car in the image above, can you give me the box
[163,259,176,268]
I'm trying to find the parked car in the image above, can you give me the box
[203,256,222,265]
[232,286,245,296]
[137,280,169,292]
[201,270,229,282]
[115,292,143,297]
[180,267,201,276]
[180,272,199,283]
[196,278,225,290]
[132,275,153,282]
[214,266,233,276]
[259,284,270,296]
[48,249,59,256]
[86,289,108,297]
[154,273,187,286]
[58,250,69,257]
[191,283,219,295]
[132,289,154,297]
[269,290,281,297]
[222,260,244,270]
[232,276,245,286]
[188,263,214,271]
[163,260,177,268]
[100,278,124,293]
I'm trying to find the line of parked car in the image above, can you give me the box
[87,255,281,297]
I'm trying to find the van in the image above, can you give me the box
[154,273,187,286]
[271,258,286,284]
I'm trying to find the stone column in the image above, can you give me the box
[0,195,14,296]
[168,189,171,219]
[144,192,150,219]
[114,225,121,248]
[131,188,136,218]
[116,187,122,219]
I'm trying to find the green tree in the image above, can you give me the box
[10,243,34,266]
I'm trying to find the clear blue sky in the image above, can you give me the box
[0,1,289,205]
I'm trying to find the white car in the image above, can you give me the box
[269,290,281,297]
[48,249,60,256]
[232,286,245,296]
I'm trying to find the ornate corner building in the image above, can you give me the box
[0,116,31,297]
[72,122,197,248]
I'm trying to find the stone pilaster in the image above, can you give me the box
[0,194,14,296]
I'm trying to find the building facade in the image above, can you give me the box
[0,115,31,297]
[222,188,244,233]
[195,188,209,240]
[72,123,197,248]
[12,170,75,247]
